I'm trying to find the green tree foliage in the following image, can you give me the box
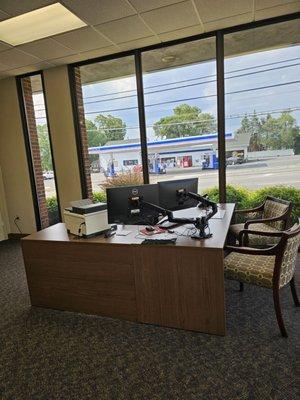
[86,114,126,146]
[236,111,300,152]
[37,124,53,171]
[153,104,217,139]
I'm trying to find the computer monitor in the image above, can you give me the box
[106,184,160,225]
[158,178,199,210]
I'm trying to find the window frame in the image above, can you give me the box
[16,71,62,230]
[69,12,300,202]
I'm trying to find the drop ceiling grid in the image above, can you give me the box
[0,0,298,78]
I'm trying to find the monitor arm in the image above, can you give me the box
[133,194,218,240]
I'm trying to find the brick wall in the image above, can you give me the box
[74,67,93,199]
[22,77,49,229]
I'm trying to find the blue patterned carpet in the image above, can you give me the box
[0,239,299,400]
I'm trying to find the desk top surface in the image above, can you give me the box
[23,203,235,249]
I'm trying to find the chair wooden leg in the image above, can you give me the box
[239,282,244,292]
[273,286,288,338]
[290,277,300,306]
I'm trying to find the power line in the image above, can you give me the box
[80,56,300,100]
[82,80,300,115]
[78,62,300,106]
[81,107,300,132]
[33,58,300,111]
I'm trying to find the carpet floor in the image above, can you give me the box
[0,239,299,400]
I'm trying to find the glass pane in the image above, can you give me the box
[142,37,218,197]
[21,74,59,227]
[224,20,300,214]
[79,56,142,201]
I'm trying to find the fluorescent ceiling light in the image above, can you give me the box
[0,3,86,46]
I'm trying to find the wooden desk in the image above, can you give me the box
[21,203,234,335]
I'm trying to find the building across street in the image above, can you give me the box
[89,131,251,175]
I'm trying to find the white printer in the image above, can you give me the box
[63,199,111,237]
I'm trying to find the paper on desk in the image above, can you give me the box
[116,229,132,236]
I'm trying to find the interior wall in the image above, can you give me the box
[42,66,82,217]
[0,166,9,240]
[0,78,37,234]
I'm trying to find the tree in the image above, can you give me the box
[236,111,300,152]
[94,114,126,143]
[37,124,53,171]
[153,104,217,139]
[85,119,107,147]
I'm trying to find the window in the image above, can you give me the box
[123,159,139,166]
[19,73,60,228]
[75,56,142,200]
[142,37,218,194]
[71,15,300,213]
[224,20,300,202]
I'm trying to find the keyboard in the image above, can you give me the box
[141,238,177,245]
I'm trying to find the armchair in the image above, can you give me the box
[224,222,300,337]
[229,196,292,246]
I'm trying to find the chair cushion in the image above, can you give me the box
[229,223,281,246]
[262,199,289,230]
[224,252,276,289]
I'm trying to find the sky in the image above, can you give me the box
[33,44,300,143]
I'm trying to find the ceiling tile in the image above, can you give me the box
[0,48,41,68]
[17,38,76,61]
[50,46,119,65]
[158,24,204,42]
[61,0,136,25]
[53,27,112,52]
[255,1,300,19]
[0,0,56,16]
[194,0,253,22]
[0,41,12,52]
[95,15,153,44]
[4,61,54,76]
[128,0,183,13]
[0,62,9,72]
[141,1,200,34]
[0,10,10,21]
[255,0,297,10]
[203,13,253,32]
[118,36,160,51]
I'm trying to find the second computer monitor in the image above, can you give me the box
[158,178,199,210]
[106,183,159,225]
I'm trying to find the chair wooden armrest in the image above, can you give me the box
[238,229,283,246]
[226,244,277,256]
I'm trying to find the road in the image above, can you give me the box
[43,155,300,198]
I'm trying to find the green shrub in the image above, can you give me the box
[46,196,58,213]
[205,185,253,210]
[92,191,107,203]
[205,184,300,224]
[46,196,60,225]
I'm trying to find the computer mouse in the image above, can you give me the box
[146,226,155,232]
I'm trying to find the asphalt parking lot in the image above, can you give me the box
[43,155,300,198]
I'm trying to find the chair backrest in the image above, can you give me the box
[277,221,300,288]
[262,196,291,229]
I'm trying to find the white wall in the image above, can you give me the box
[0,78,37,234]
[0,166,9,240]
[248,149,294,159]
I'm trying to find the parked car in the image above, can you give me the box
[43,171,54,180]
[226,157,244,166]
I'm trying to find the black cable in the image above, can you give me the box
[14,217,22,234]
